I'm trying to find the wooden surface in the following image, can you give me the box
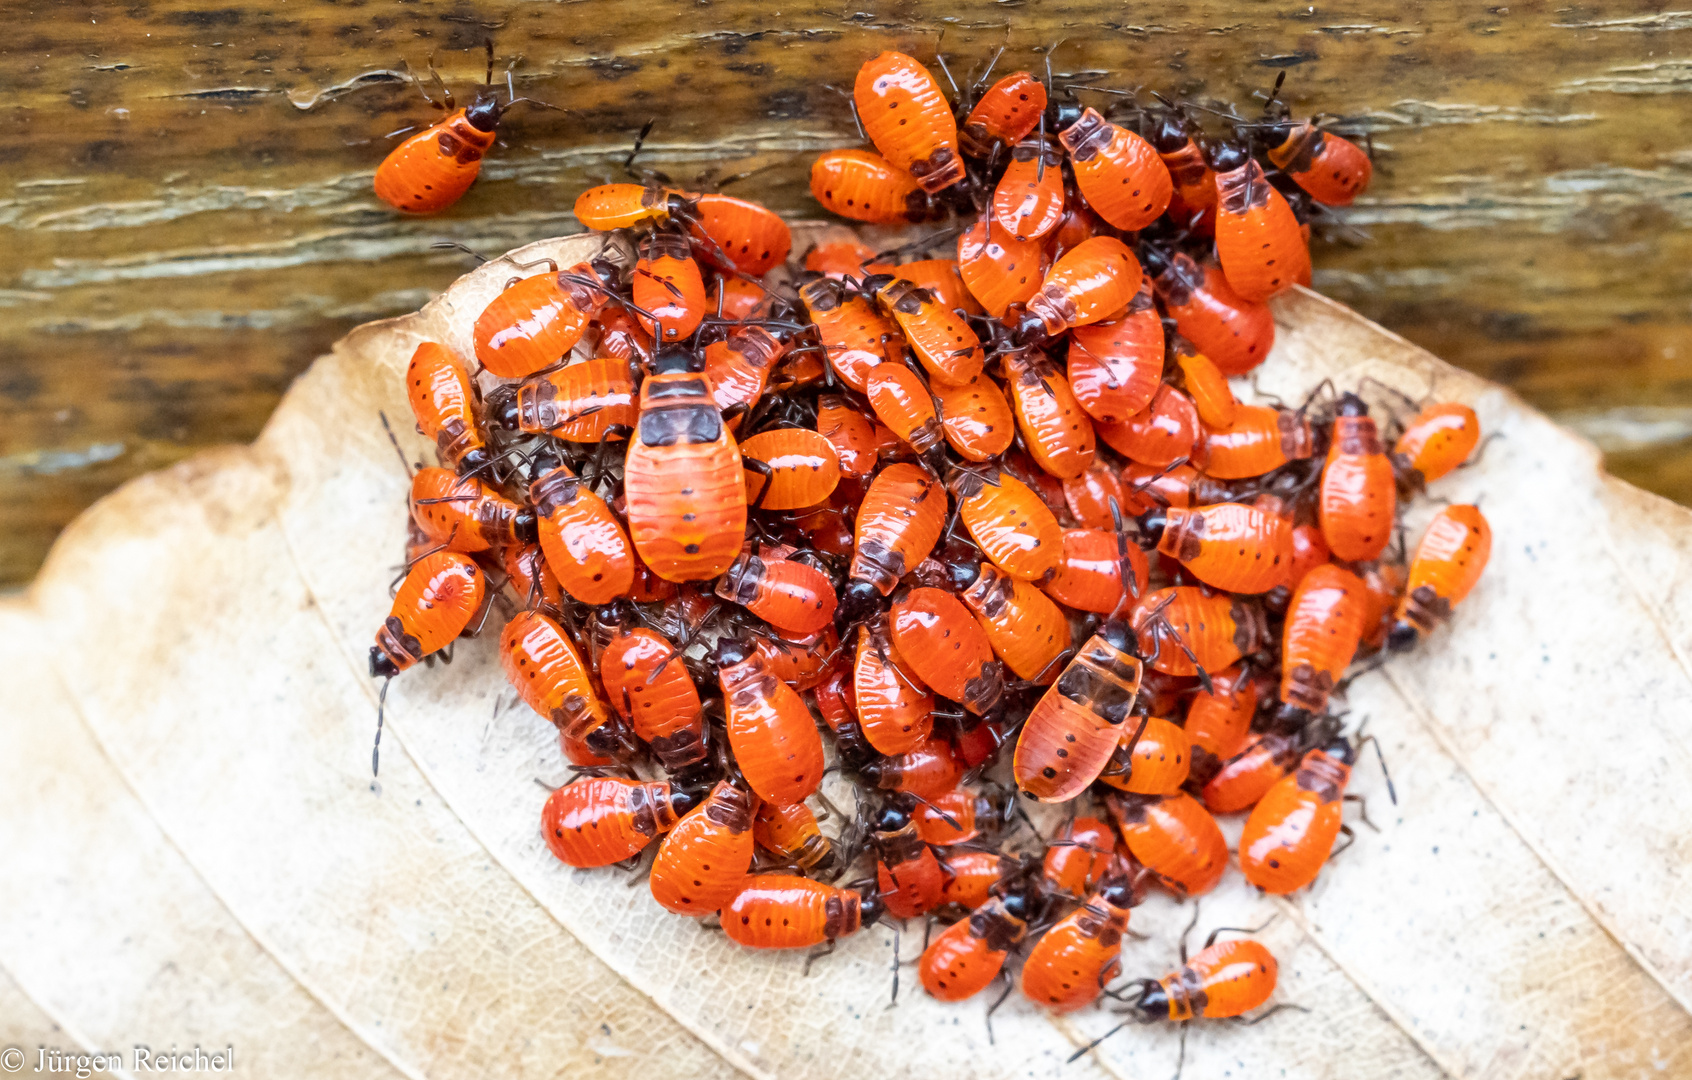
[3,0,1691,583]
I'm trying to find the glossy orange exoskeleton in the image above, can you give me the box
[1201,729,1304,814]
[798,276,899,393]
[1067,279,1165,424]
[1202,404,1315,480]
[1141,501,1293,594]
[634,226,708,343]
[1058,107,1173,231]
[934,372,1017,462]
[889,587,1004,716]
[839,463,948,620]
[809,149,934,224]
[862,274,986,387]
[1098,715,1191,795]
[945,850,1023,910]
[1131,587,1268,678]
[854,616,935,756]
[1045,528,1149,615]
[1106,790,1227,897]
[490,357,637,443]
[1266,121,1372,207]
[1388,504,1492,650]
[1043,816,1116,897]
[371,550,485,678]
[1003,350,1097,480]
[739,427,841,510]
[503,610,632,759]
[528,457,634,604]
[920,884,1038,1001]
[959,70,1047,158]
[649,780,759,914]
[951,467,1064,582]
[873,802,948,920]
[1011,236,1142,347]
[913,786,1012,846]
[1109,935,1278,1025]
[597,612,707,771]
[1149,112,1218,236]
[473,259,617,379]
[688,192,794,275]
[1319,394,1397,562]
[573,181,690,231]
[817,393,881,478]
[1021,864,1146,1013]
[623,360,747,582]
[1175,342,1238,429]
[723,875,881,949]
[1013,623,1146,802]
[1393,403,1481,487]
[1097,384,1201,469]
[712,637,826,807]
[858,735,965,800]
[993,138,1066,241]
[753,800,838,875]
[717,542,839,638]
[1144,248,1274,377]
[1280,564,1367,716]
[541,777,694,868]
[957,219,1045,319]
[405,342,490,474]
[1239,734,1376,893]
[955,559,1074,683]
[411,467,536,554]
[375,53,527,213]
[1183,663,1258,789]
[855,51,964,193]
[1209,142,1311,303]
[866,363,947,467]
[704,325,787,429]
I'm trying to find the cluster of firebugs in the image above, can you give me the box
[370,46,1493,1056]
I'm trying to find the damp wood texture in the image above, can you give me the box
[3,0,1692,583]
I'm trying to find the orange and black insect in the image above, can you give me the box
[855,50,965,193]
[993,137,1066,241]
[650,780,759,915]
[1200,728,1305,814]
[712,637,826,807]
[945,850,1023,910]
[1202,403,1315,480]
[489,357,638,443]
[866,363,948,469]
[1280,562,1369,718]
[1183,663,1258,790]
[717,542,839,638]
[370,549,486,680]
[1393,402,1481,488]
[596,610,707,772]
[704,325,787,430]
[688,192,793,276]
[1058,107,1173,231]
[954,558,1074,684]
[950,466,1064,583]
[1130,587,1268,682]
[528,452,634,605]
[840,462,948,621]
[1045,527,1148,615]
[873,800,948,920]
[1209,140,1311,303]
[1098,715,1191,796]
[1043,816,1117,897]
[503,609,634,760]
[1240,732,1394,894]
[739,426,841,510]
[1062,462,1128,531]
[806,239,879,281]
[1067,279,1165,424]
[405,341,491,475]
[933,372,1016,462]
[1013,623,1145,802]
[634,225,708,343]
[410,467,536,554]
[816,393,881,478]
[858,735,966,800]
[919,881,1039,1001]
[913,786,1013,846]
[1021,863,1146,1013]
[1143,248,1275,377]
[862,274,986,387]
[854,615,935,756]
[809,149,935,224]
[750,625,839,693]
[957,218,1045,319]
[573,181,691,231]
[1105,790,1227,897]
[959,70,1047,159]
[1388,504,1492,651]
[798,276,899,393]
[542,777,695,869]
[1320,394,1397,562]
[1358,559,1406,653]
[623,355,748,582]
[753,800,838,876]
[375,47,546,214]
[1265,120,1372,207]
[1175,342,1238,429]
[1149,111,1218,236]
[898,257,985,316]
[1001,349,1096,480]
[1139,501,1293,595]
[888,586,1004,716]
[722,875,881,949]
[473,258,619,379]
[502,542,564,611]
[1010,236,1141,347]
[1096,384,1201,470]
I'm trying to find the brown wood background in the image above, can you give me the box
[2,0,1690,584]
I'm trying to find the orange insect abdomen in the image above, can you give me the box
[405,341,485,470]
[717,544,839,637]
[865,363,945,455]
[960,561,1073,683]
[1067,284,1165,424]
[1097,384,1201,469]
[855,51,963,193]
[1024,236,1142,340]
[410,468,521,553]
[689,192,792,275]
[854,617,935,756]
[1043,816,1115,896]
[809,148,930,224]
[1395,505,1492,637]
[889,587,1003,715]
[1157,138,1218,236]
[573,182,677,230]
[718,648,826,807]
[753,801,835,873]
[920,899,1026,1001]
[503,543,564,610]
[1045,527,1148,615]
[508,358,636,442]
[1320,410,1396,562]
[474,268,606,379]
[944,850,1015,909]
[1059,108,1173,231]
[1156,502,1293,594]
[374,551,484,674]
[541,777,682,868]
[817,393,881,477]
[650,781,758,915]
[850,463,947,593]
[960,71,1047,157]
[1202,731,1302,814]
[914,788,989,846]
[993,139,1066,241]
[1281,564,1369,713]
[1131,587,1265,677]
[1239,749,1350,893]
[1394,403,1480,485]
[1176,344,1238,428]
[598,627,706,770]
[957,219,1045,319]
[623,373,747,582]
[1214,159,1310,302]
[634,230,707,343]
[1179,939,1279,1019]
[1003,351,1096,480]
[1062,463,1127,530]
[529,465,634,604]
[1099,716,1190,795]
[723,875,862,949]
[740,427,841,510]
[1108,791,1227,897]
[1021,892,1133,1012]
[872,277,985,387]
[861,736,964,799]
[501,610,613,743]
[1152,253,1274,377]
[1014,630,1144,801]
[1184,663,1256,785]
[798,278,898,393]
[897,258,984,315]
[374,110,496,214]
[933,372,1016,462]
[1268,123,1371,207]
[876,822,947,919]
[1203,404,1314,480]
[953,468,1064,582]
[705,326,784,428]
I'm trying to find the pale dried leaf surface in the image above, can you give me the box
[1,227,1688,1080]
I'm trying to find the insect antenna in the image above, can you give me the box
[379,411,417,477]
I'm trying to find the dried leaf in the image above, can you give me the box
[2,227,1689,1080]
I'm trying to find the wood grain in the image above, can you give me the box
[4,0,1691,582]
